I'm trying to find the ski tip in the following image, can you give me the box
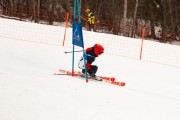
[120,82,125,86]
[111,81,125,87]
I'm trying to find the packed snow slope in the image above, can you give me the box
[0,18,180,120]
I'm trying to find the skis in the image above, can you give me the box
[54,69,125,87]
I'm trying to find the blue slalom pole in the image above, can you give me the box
[83,50,88,82]
[78,0,88,82]
[72,0,77,75]
[77,0,81,23]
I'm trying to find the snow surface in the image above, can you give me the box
[0,18,180,120]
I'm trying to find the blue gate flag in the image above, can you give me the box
[72,20,84,48]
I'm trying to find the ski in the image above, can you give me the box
[58,69,115,82]
[54,70,103,81]
[54,69,125,87]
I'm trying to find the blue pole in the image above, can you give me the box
[74,0,77,20]
[72,0,77,75]
[83,51,88,82]
[77,0,81,23]
[77,0,88,82]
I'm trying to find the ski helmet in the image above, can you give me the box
[94,44,104,56]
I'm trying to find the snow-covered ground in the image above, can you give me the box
[0,18,180,120]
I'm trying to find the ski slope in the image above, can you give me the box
[0,18,180,120]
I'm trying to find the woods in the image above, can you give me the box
[0,0,179,43]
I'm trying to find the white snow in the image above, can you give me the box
[0,18,180,120]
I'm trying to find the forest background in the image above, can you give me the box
[0,0,179,43]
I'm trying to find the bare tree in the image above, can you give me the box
[167,0,175,42]
[174,0,179,33]
[122,0,127,36]
[9,0,14,15]
[131,0,139,38]
[37,0,40,22]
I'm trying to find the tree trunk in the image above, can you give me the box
[174,0,179,33]
[149,3,155,39]
[32,0,37,22]
[9,0,14,16]
[123,0,127,36]
[161,2,167,43]
[131,0,138,38]
[167,0,175,42]
[17,0,22,20]
[49,0,55,25]
[37,0,40,23]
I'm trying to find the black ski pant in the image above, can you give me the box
[82,65,98,75]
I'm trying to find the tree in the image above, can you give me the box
[131,0,139,38]
[122,0,127,36]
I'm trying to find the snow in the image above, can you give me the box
[0,18,180,120]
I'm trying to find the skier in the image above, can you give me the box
[86,8,95,31]
[78,44,104,80]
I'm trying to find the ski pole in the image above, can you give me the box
[64,50,84,54]
[54,73,79,76]
[54,73,70,75]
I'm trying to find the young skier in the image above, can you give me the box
[78,44,104,80]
